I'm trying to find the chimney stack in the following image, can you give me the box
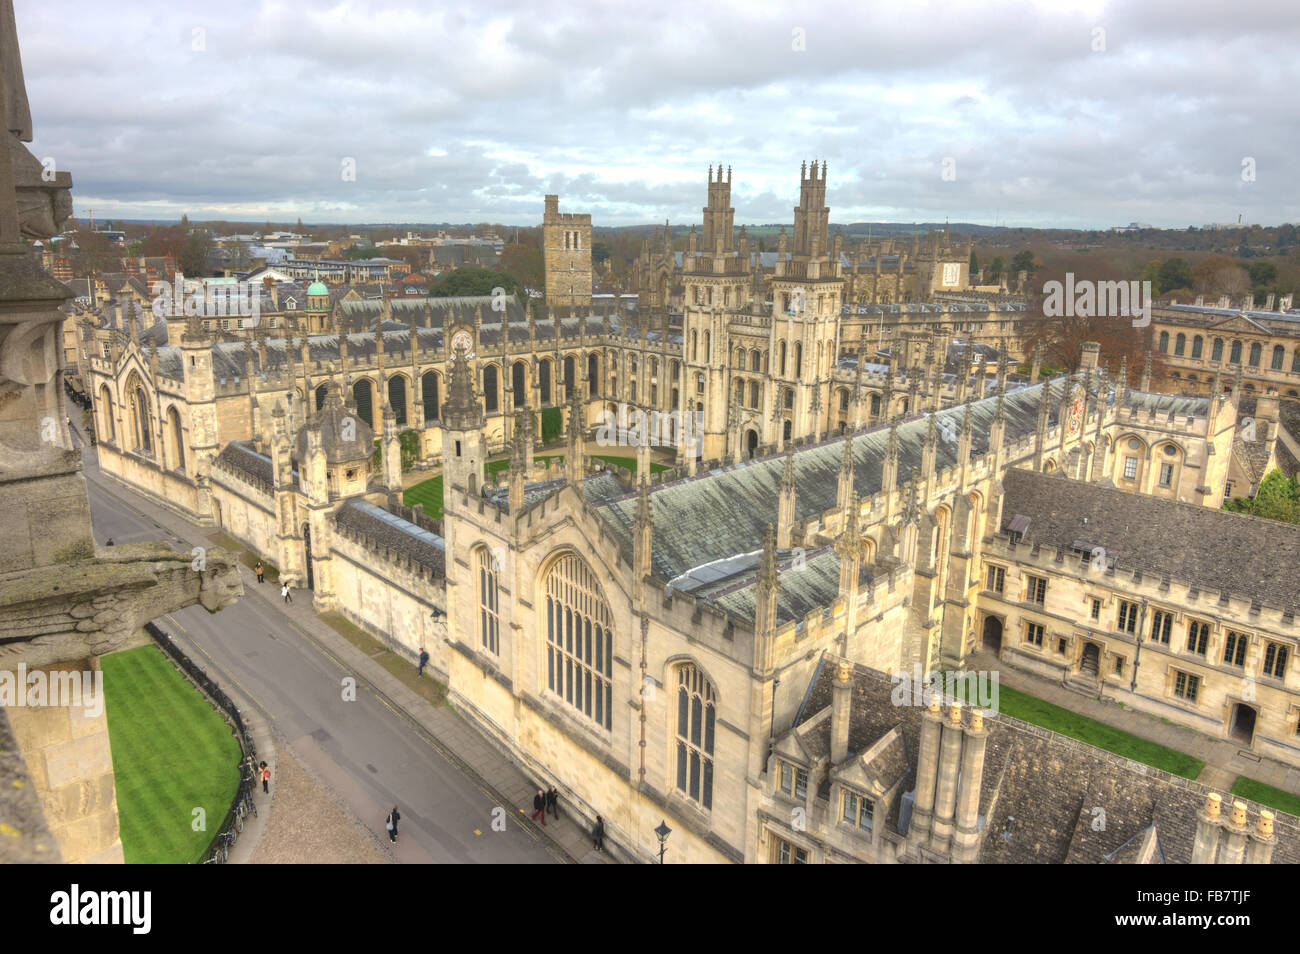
[830,661,852,763]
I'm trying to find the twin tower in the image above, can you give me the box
[541,161,835,308]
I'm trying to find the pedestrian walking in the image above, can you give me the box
[259,761,270,794]
[592,815,605,852]
[546,785,559,820]
[386,806,400,843]
[531,789,547,826]
[282,582,292,604]
[105,537,114,546]
[418,647,429,677]
[255,561,264,583]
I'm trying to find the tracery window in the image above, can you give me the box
[675,664,716,809]
[477,547,499,655]
[545,553,613,730]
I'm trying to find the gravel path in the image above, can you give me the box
[249,737,392,865]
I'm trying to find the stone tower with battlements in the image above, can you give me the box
[542,194,592,309]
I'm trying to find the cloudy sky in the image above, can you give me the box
[16,0,1300,229]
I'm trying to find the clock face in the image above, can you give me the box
[1066,385,1086,435]
[450,329,473,355]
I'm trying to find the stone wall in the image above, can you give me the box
[4,660,123,864]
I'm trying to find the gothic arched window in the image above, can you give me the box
[544,553,613,730]
[476,546,499,655]
[675,664,716,809]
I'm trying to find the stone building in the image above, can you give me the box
[759,659,1292,863]
[542,194,592,308]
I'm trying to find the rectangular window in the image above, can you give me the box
[1123,456,1138,480]
[843,791,857,824]
[1187,620,1209,656]
[1159,463,1174,487]
[1151,610,1173,645]
[1091,599,1102,621]
[986,565,1005,594]
[1113,657,1124,675]
[1117,600,1139,635]
[1224,631,1248,667]
[1025,575,1046,605]
[775,837,807,865]
[1263,642,1289,679]
[1026,622,1045,647]
[1174,670,1200,703]
[779,763,808,799]
[859,798,874,832]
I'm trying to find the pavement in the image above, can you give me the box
[969,649,1300,797]
[81,445,614,864]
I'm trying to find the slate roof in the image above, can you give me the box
[1000,467,1300,614]
[794,659,1300,863]
[334,499,446,576]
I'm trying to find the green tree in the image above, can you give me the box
[1010,250,1038,274]
[428,267,520,298]
[969,248,978,272]
[1156,258,1192,294]
[1249,260,1278,287]
[591,240,612,266]
[988,255,1005,279]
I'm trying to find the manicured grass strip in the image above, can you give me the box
[319,612,447,708]
[101,645,241,864]
[403,475,444,517]
[206,531,280,582]
[1231,776,1300,818]
[993,684,1204,779]
[484,454,564,476]
[591,454,671,475]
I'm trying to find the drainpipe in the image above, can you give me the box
[1129,598,1148,693]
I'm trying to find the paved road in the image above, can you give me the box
[81,450,558,864]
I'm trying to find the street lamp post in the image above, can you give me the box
[654,820,672,864]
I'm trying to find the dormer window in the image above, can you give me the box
[842,790,874,832]
[779,762,808,800]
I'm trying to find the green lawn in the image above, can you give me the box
[993,684,1204,779]
[591,454,671,475]
[101,645,242,863]
[402,474,444,517]
[1231,777,1300,818]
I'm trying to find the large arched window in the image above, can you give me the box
[167,406,185,473]
[476,546,499,655]
[1272,345,1285,371]
[1249,343,1262,367]
[1212,338,1224,362]
[674,663,716,810]
[1230,340,1242,364]
[1158,331,1169,353]
[482,364,499,412]
[1191,335,1203,359]
[126,374,152,454]
[587,352,599,393]
[353,379,373,427]
[779,341,787,376]
[538,358,552,405]
[1174,333,1185,356]
[387,375,407,426]
[98,385,115,442]
[511,361,527,407]
[544,553,613,730]
[421,371,440,421]
[795,342,803,378]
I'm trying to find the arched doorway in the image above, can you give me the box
[1080,642,1100,677]
[982,615,1003,653]
[745,428,758,460]
[1230,703,1257,745]
[303,522,314,591]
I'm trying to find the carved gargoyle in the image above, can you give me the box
[0,543,244,669]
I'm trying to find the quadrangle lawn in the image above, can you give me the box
[101,645,242,864]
